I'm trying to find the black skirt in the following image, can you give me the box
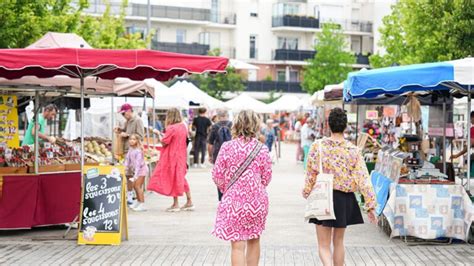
[308,190,364,228]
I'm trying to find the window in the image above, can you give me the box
[176,29,186,43]
[273,3,300,16]
[249,35,257,59]
[277,70,286,82]
[290,70,299,82]
[199,32,210,45]
[278,37,298,50]
[314,5,320,19]
[153,28,160,42]
[211,0,219,23]
[250,0,258,17]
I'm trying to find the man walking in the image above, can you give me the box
[208,109,232,201]
[192,108,212,168]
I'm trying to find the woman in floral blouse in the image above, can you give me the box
[303,108,377,266]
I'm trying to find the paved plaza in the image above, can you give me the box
[0,143,473,265]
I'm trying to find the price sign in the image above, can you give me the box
[78,165,128,245]
[0,95,19,148]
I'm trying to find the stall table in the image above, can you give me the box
[383,183,474,242]
[0,172,81,229]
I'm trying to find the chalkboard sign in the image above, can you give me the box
[78,165,128,245]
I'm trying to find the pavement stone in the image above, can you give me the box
[0,142,473,265]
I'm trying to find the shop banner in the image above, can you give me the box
[78,165,128,245]
[0,95,19,148]
[383,107,396,117]
[371,171,393,216]
[366,110,378,119]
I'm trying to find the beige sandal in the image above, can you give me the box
[165,206,181,212]
[180,205,195,211]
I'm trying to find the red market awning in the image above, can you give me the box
[0,48,228,81]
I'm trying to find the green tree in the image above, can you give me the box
[77,0,150,49]
[191,48,245,100]
[0,0,88,48]
[371,0,474,68]
[302,23,355,94]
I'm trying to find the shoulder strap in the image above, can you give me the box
[224,142,264,193]
[318,139,324,174]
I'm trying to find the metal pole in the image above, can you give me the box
[442,98,447,173]
[34,91,39,174]
[111,96,115,164]
[152,93,156,147]
[146,0,151,50]
[355,103,359,144]
[468,86,472,194]
[144,93,150,152]
[80,77,85,174]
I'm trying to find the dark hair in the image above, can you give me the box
[198,107,207,114]
[44,104,58,112]
[471,111,474,118]
[328,108,347,133]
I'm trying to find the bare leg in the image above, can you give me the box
[231,241,246,266]
[171,197,179,208]
[333,228,346,266]
[316,225,333,266]
[183,191,193,207]
[246,238,260,266]
[133,176,145,203]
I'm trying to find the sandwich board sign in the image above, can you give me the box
[78,165,128,245]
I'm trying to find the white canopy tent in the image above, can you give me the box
[225,93,274,114]
[269,94,304,112]
[162,80,225,109]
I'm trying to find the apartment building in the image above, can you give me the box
[81,0,395,94]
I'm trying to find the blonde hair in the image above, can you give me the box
[129,133,144,151]
[165,108,183,127]
[232,110,261,139]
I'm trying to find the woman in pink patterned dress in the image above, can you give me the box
[212,110,272,266]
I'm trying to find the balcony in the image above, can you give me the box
[245,81,303,93]
[320,19,373,33]
[272,15,319,28]
[274,49,316,61]
[151,41,210,55]
[131,4,236,25]
[355,53,370,65]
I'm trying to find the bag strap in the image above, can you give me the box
[224,142,264,193]
[318,139,324,174]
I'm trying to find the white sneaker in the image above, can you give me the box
[199,164,206,169]
[132,203,147,212]
[127,192,134,205]
[193,164,198,168]
[130,200,139,209]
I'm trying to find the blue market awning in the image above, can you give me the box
[344,57,474,101]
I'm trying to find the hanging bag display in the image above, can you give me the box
[304,140,336,221]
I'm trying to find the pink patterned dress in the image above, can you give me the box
[212,137,272,241]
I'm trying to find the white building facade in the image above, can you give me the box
[81,0,395,94]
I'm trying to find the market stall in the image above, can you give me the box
[344,57,474,242]
[0,47,228,230]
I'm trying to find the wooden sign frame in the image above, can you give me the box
[78,165,128,245]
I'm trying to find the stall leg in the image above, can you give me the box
[443,99,447,174]
[468,88,472,194]
[111,96,115,165]
[80,77,85,175]
[34,91,39,174]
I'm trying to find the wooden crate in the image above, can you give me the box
[0,166,28,174]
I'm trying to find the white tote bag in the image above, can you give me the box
[304,140,336,221]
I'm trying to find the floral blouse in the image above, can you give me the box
[304,138,376,210]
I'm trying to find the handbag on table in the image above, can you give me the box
[304,140,336,221]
